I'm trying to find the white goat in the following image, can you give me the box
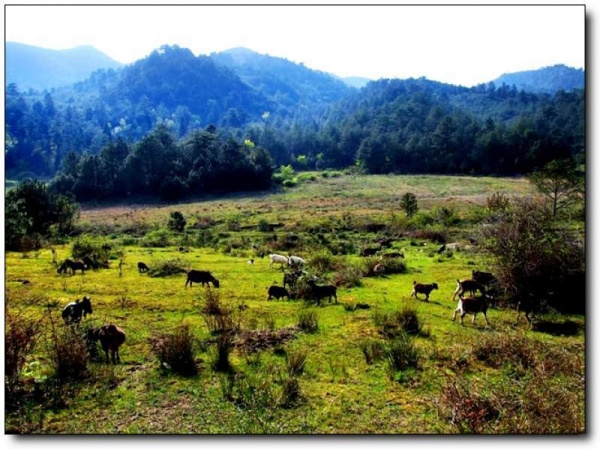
[269,254,289,270]
[288,255,306,268]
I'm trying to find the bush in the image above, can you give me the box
[71,237,111,268]
[5,310,44,379]
[167,211,186,233]
[151,324,198,377]
[48,319,89,381]
[147,258,187,277]
[140,228,172,248]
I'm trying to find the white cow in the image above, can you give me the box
[269,254,289,270]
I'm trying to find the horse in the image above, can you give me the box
[62,296,93,324]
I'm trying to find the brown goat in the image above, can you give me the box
[88,324,126,364]
[451,278,485,301]
[452,296,490,327]
[410,281,438,301]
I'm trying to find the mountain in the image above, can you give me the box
[341,76,371,89]
[210,47,353,109]
[491,64,584,94]
[6,42,124,91]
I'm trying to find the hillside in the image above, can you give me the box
[492,64,584,94]
[5,41,123,91]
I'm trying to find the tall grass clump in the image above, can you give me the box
[6,310,45,379]
[150,323,198,377]
[47,317,89,381]
[147,258,187,277]
[297,309,319,333]
[373,306,424,338]
[286,349,308,376]
[385,332,420,377]
[358,339,385,365]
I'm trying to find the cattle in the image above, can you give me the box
[267,285,290,301]
[185,270,220,288]
[410,281,439,301]
[58,259,87,275]
[269,254,289,270]
[306,279,338,306]
[138,261,149,273]
[87,324,126,364]
[62,296,93,324]
[360,247,380,257]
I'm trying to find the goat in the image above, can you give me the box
[81,256,96,270]
[307,279,337,306]
[185,269,220,288]
[382,251,404,259]
[360,247,380,257]
[288,255,306,269]
[410,281,438,302]
[472,270,498,287]
[138,261,149,273]
[452,295,490,327]
[62,296,93,324]
[451,279,485,301]
[269,254,289,270]
[66,259,87,275]
[267,285,290,301]
[373,263,386,276]
[87,324,126,364]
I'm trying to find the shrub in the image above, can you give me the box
[5,310,45,379]
[140,228,172,248]
[280,376,302,408]
[151,324,198,377]
[147,258,187,277]
[71,237,111,268]
[47,318,89,381]
[213,331,235,372]
[297,309,319,333]
[400,192,419,217]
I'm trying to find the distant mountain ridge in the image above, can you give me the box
[492,64,584,94]
[6,41,123,91]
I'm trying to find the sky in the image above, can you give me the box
[3,2,585,87]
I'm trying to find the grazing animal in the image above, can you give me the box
[267,285,290,301]
[451,279,485,301]
[410,281,439,301]
[437,244,447,254]
[138,261,149,273]
[269,254,289,270]
[373,263,386,275]
[247,259,255,264]
[59,258,87,275]
[360,247,380,257]
[62,296,93,324]
[306,279,338,305]
[382,251,404,259]
[81,256,96,270]
[185,269,220,288]
[472,270,498,287]
[452,295,490,327]
[288,255,306,269]
[88,324,126,364]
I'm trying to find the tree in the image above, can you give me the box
[167,211,186,233]
[528,158,584,217]
[5,180,80,250]
[400,192,419,218]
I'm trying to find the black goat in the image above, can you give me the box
[185,269,220,288]
[267,285,290,301]
[307,279,337,305]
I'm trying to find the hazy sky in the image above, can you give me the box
[4,3,585,87]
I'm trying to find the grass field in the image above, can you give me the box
[5,173,585,434]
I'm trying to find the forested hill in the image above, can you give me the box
[492,64,584,94]
[5,42,123,91]
[5,43,585,184]
[211,47,353,109]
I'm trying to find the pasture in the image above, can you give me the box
[5,174,585,434]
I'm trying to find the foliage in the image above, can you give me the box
[528,158,584,216]
[71,237,111,268]
[297,309,319,333]
[6,179,79,250]
[167,211,187,233]
[5,310,45,378]
[400,192,419,218]
[480,198,585,314]
[385,332,420,376]
[147,258,187,277]
[151,324,198,377]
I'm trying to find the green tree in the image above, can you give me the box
[528,158,584,216]
[400,192,419,218]
[167,211,187,233]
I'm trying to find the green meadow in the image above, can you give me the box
[5,173,584,434]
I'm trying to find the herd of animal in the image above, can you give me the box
[58,250,500,366]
